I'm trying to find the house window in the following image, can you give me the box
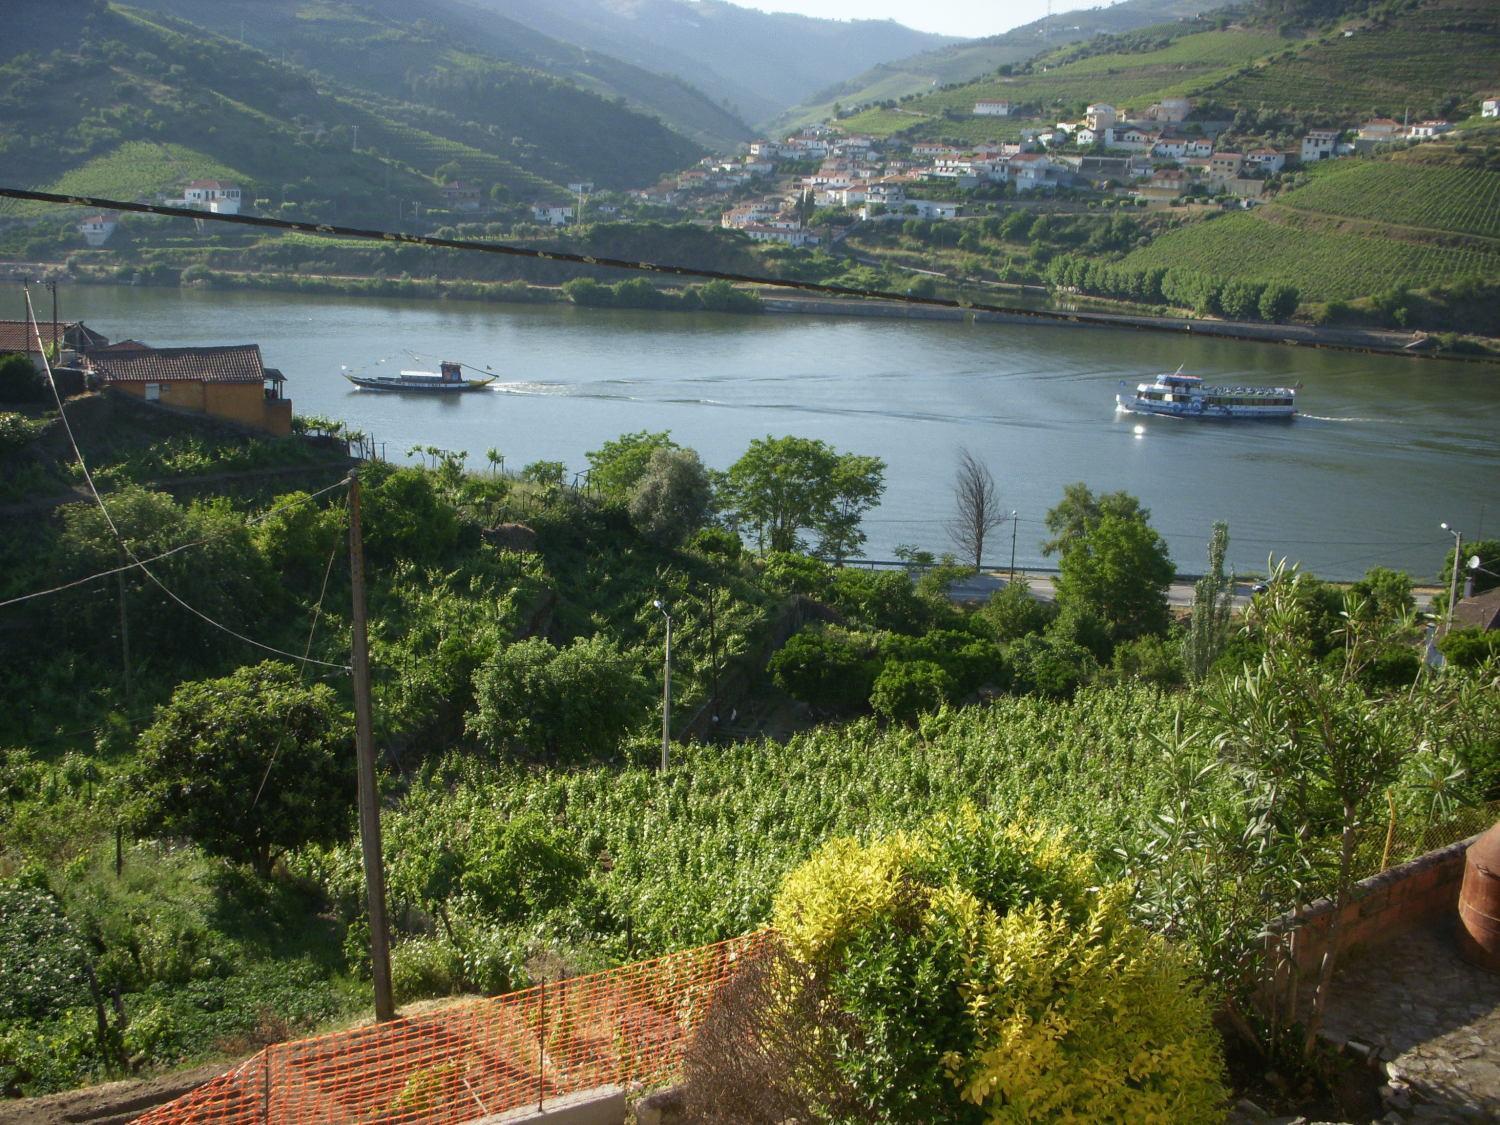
[145,383,161,401]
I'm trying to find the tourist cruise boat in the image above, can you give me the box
[1116,368,1296,419]
[344,360,494,393]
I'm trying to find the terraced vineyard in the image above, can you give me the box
[1281,161,1500,240]
[1120,212,1500,301]
[0,142,248,217]
[841,28,1291,140]
[1200,0,1500,119]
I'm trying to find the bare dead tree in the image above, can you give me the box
[948,448,1006,571]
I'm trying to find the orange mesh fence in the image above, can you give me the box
[134,930,771,1124]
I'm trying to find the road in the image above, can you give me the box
[947,571,1438,612]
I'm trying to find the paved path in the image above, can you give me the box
[1321,917,1500,1121]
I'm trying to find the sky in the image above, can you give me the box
[728,0,1084,38]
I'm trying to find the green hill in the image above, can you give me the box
[774,0,1226,134]
[0,1,707,227]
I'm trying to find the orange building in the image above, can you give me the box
[87,344,292,436]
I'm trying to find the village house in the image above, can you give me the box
[0,319,108,371]
[739,225,817,247]
[1009,153,1059,193]
[1243,149,1286,174]
[1357,118,1401,141]
[1209,152,1244,181]
[530,203,574,225]
[78,214,119,247]
[1301,129,1340,162]
[1484,96,1499,118]
[181,181,242,215]
[1406,120,1451,138]
[86,344,291,436]
[566,181,595,194]
[973,99,1013,116]
[1086,103,1118,131]
[865,179,908,207]
[911,143,960,159]
[1145,96,1192,123]
[721,201,782,229]
[1108,126,1158,153]
[899,199,961,220]
[1073,126,1099,147]
[441,181,482,212]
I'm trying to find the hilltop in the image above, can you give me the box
[775,0,1226,134]
[0,1,709,227]
[461,0,959,128]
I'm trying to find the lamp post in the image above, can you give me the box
[1441,522,1463,633]
[1008,510,1018,582]
[652,599,672,771]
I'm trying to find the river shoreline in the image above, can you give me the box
[6,260,1494,364]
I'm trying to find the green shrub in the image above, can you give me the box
[769,629,876,713]
[978,579,1056,642]
[870,659,952,723]
[1009,634,1099,698]
[755,811,1226,1122]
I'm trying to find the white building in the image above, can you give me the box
[741,225,817,246]
[973,100,1013,116]
[1301,129,1340,162]
[531,203,574,225]
[1086,103,1118,131]
[78,214,118,247]
[1009,154,1055,193]
[182,181,241,214]
[1244,149,1286,174]
[901,199,961,219]
[1406,120,1451,138]
[1484,97,1499,118]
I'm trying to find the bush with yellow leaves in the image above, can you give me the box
[761,809,1227,1123]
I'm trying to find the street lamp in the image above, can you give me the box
[1441,522,1462,633]
[652,599,672,771]
[1008,510,1019,582]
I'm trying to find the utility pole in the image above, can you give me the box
[47,280,57,358]
[116,547,133,715]
[653,600,672,770]
[348,470,395,1022]
[1441,522,1462,636]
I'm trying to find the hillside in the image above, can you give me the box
[774,0,1227,133]
[124,0,753,153]
[461,0,958,129]
[0,1,706,227]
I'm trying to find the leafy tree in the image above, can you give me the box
[1009,634,1099,698]
[519,460,566,488]
[947,448,1006,570]
[466,636,649,763]
[1049,488,1174,641]
[1040,482,1145,557]
[978,578,1056,642]
[360,467,459,563]
[129,662,355,876]
[627,447,712,546]
[0,884,92,1022]
[725,436,885,557]
[870,659,952,724]
[828,568,931,634]
[586,430,679,501]
[1184,521,1234,682]
[1347,566,1414,627]
[0,354,45,403]
[1112,632,1186,687]
[1438,626,1500,668]
[768,629,875,713]
[1258,282,1299,322]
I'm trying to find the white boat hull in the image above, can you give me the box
[1116,394,1295,419]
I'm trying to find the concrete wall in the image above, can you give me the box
[112,380,291,436]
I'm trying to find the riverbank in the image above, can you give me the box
[755,294,1499,363]
[16,258,1494,363]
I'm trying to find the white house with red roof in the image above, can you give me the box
[1244,149,1286,174]
[1484,96,1498,118]
[78,214,118,247]
[973,99,1013,116]
[1301,129,1340,162]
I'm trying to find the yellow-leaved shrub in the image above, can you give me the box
[767,808,1226,1123]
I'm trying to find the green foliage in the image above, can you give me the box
[725,436,885,558]
[1048,485,1173,641]
[0,410,45,457]
[1185,522,1234,683]
[827,567,934,634]
[0,884,91,1023]
[627,447,712,547]
[1282,159,1500,241]
[1112,631,1187,687]
[769,812,1226,1122]
[768,629,876,714]
[128,662,355,875]
[586,430,679,501]
[979,578,1056,642]
[869,659,953,723]
[466,636,650,763]
[1008,634,1100,699]
[360,467,460,563]
[1438,627,1500,669]
[519,460,566,488]
[0,355,45,403]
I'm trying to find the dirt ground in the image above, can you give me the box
[0,1061,234,1125]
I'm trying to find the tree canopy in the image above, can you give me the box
[128,661,355,876]
[725,436,885,558]
[1048,486,1173,641]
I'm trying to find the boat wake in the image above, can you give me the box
[1299,414,1381,423]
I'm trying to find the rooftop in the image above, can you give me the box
[88,344,277,384]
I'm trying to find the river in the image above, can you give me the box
[63,284,1500,580]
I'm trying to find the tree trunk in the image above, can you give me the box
[1304,806,1359,1057]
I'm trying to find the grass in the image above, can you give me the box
[0,143,248,217]
[1280,160,1500,240]
[1119,210,1500,301]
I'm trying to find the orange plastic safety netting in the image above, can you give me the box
[134,930,771,1124]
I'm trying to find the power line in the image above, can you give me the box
[20,289,351,672]
[0,477,350,611]
[0,187,1212,340]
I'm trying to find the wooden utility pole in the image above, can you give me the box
[348,470,395,1022]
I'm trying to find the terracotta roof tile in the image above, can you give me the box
[89,345,268,384]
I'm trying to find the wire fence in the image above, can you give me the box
[134,930,770,1124]
[1352,796,1500,881]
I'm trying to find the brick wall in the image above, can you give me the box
[1264,835,1477,1009]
